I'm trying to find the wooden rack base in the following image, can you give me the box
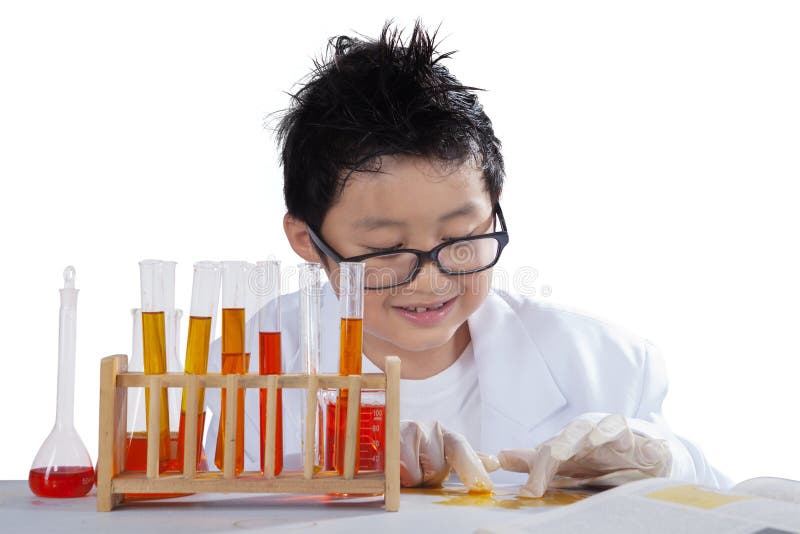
[96,354,401,512]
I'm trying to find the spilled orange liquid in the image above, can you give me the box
[402,485,592,509]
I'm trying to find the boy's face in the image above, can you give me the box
[317,155,495,353]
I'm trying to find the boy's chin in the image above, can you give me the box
[382,325,463,353]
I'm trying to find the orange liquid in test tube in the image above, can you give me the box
[259,331,283,475]
[335,317,363,475]
[215,307,247,474]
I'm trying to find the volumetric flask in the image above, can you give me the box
[29,267,94,498]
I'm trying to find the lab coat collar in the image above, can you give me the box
[468,289,567,453]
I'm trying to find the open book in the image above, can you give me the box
[475,476,800,534]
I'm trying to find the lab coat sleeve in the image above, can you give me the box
[628,341,733,489]
[577,341,732,488]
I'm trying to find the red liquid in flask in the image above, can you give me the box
[29,466,95,498]
[325,396,385,472]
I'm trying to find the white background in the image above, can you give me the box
[1,1,798,484]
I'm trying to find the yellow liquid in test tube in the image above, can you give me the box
[141,311,170,466]
[180,316,213,411]
[177,316,212,470]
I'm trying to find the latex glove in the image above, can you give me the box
[399,420,494,493]
[497,414,672,498]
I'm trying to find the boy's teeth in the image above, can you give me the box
[402,301,446,313]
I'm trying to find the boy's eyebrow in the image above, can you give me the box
[352,202,479,231]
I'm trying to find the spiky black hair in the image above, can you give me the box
[274,19,505,231]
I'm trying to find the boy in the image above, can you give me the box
[205,21,730,496]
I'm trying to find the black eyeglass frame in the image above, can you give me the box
[306,203,510,290]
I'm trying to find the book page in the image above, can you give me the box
[475,477,800,534]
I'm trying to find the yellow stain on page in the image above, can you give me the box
[646,485,755,510]
[403,485,591,510]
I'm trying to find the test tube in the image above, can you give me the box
[166,307,183,470]
[335,262,365,475]
[299,262,322,469]
[139,259,176,470]
[255,260,283,475]
[299,262,322,375]
[177,261,221,472]
[215,261,249,475]
[125,308,187,498]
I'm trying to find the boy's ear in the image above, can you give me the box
[283,213,324,263]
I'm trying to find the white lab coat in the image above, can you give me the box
[204,282,731,489]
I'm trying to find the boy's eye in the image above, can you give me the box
[443,229,477,241]
[364,230,478,252]
[365,243,404,253]
[442,234,471,241]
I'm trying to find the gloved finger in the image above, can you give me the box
[572,417,634,468]
[419,421,451,487]
[521,444,563,498]
[476,451,501,473]
[521,418,594,498]
[547,468,653,489]
[442,427,493,493]
[497,449,536,473]
[632,437,671,476]
[546,418,595,462]
[551,456,608,479]
[587,414,632,450]
[571,432,640,475]
[399,420,424,487]
[567,434,670,477]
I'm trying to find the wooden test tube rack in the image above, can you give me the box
[96,354,401,512]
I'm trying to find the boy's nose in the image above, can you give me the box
[407,257,454,295]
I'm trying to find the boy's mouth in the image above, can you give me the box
[391,296,457,326]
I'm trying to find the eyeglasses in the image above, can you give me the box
[307,204,509,290]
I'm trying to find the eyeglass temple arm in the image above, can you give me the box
[495,203,508,232]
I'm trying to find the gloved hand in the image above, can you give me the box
[496,414,672,498]
[399,420,495,493]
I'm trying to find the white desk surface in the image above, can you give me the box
[0,481,596,533]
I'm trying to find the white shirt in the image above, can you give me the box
[362,341,482,449]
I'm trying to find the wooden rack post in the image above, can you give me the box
[96,354,401,512]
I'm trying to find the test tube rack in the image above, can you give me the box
[96,354,401,512]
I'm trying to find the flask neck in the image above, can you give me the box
[55,305,77,427]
